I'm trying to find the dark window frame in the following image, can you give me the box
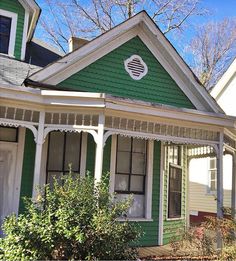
[167,145,182,219]
[115,136,147,195]
[46,131,82,184]
[0,15,12,54]
[0,126,18,142]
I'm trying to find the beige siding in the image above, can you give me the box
[189,155,232,214]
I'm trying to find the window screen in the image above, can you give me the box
[0,127,18,142]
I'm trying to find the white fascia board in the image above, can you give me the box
[18,0,40,41]
[211,58,236,99]
[29,14,143,82]
[0,85,105,108]
[105,97,236,129]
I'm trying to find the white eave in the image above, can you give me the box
[211,57,236,100]
[18,0,40,41]
[27,11,223,114]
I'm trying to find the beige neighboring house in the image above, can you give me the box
[189,58,236,223]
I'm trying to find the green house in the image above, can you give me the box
[1,0,236,247]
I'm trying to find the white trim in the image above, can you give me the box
[21,10,29,60]
[124,55,148,80]
[109,134,153,219]
[14,127,26,214]
[80,132,88,177]
[0,9,18,57]
[211,58,236,99]
[145,139,153,219]
[109,134,117,193]
[158,142,164,245]
[117,218,153,222]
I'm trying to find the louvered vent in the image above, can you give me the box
[124,55,148,80]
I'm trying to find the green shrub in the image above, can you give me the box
[0,173,140,260]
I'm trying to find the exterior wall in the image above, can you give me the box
[19,129,36,213]
[189,155,232,216]
[0,0,25,59]
[162,146,188,245]
[216,74,236,116]
[59,37,195,109]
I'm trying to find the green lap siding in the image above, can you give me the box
[133,141,161,246]
[0,0,25,59]
[59,37,195,109]
[19,129,36,213]
[162,146,188,244]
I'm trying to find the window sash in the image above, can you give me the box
[0,127,18,142]
[168,164,182,219]
[46,132,82,184]
[115,136,147,194]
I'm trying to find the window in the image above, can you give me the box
[115,136,147,218]
[208,158,217,193]
[167,145,182,219]
[0,10,17,56]
[0,127,18,142]
[0,15,11,54]
[46,131,82,186]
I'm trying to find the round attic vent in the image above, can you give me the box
[124,55,148,80]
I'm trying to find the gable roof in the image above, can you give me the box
[27,11,223,113]
[211,57,236,100]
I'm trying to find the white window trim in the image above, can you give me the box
[0,9,18,57]
[21,10,29,60]
[166,145,183,220]
[124,54,148,80]
[109,135,153,220]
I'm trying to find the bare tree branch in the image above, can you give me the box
[186,18,236,90]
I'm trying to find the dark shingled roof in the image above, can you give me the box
[0,38,63,86]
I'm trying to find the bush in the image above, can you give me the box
[0,173,140,260]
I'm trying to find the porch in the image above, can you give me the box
[1,86,236,247]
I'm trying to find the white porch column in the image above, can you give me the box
[231,152,236,219]
[94,113,105,183]
[216,133,224,249]
[32,111,45,198]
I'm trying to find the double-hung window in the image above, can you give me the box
[46,131,82,186]
[168,145,182,219]
[208,157,217,193]
[115,136,147,218]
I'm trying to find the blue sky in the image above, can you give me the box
[35,0,236,52]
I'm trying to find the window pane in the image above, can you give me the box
[211,180,216,191]
[0,127,17,142]
[130,175,144,193]
[116,151,131,173]
[115,194,145,218]
[117,136,131,151]
[48,132,64,171]
[210,158,216,169]
[132,153,146,175]
[132,138,146,153]
[0,16,11,54]
[47,172,63,189]
[168,192,181,218]
[64,132,81,171]
[211,170,216,180]
[115,174,129,191]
